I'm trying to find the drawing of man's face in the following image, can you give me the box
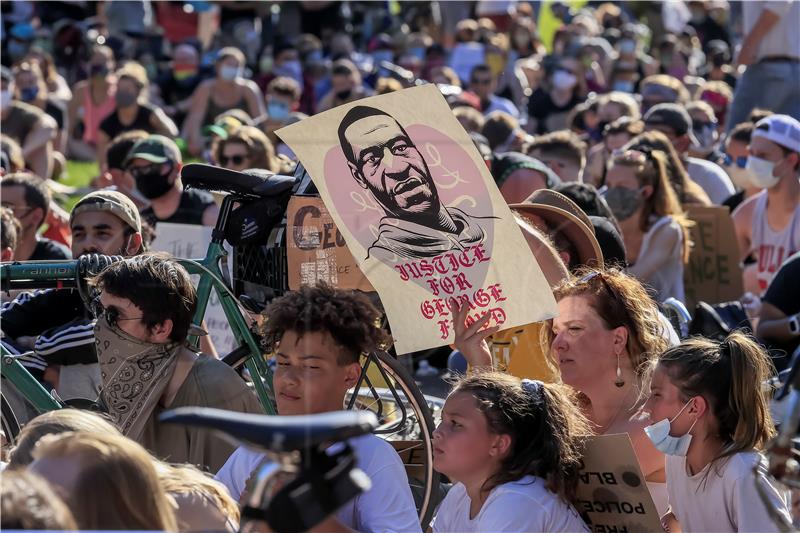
[343,114,440,218]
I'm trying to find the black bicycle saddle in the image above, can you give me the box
[159,407,378,452]
[180,163,296,199]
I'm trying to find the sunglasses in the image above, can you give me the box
[91,296,143,327]
[723,153,747,169]
[579,270,626,306]
[220,154,248,166]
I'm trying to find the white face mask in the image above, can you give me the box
[644,398,698,457]
[746,155,781,189]
[220,65,242,81]
[552,69,577,90]
[0,90,11,110]
[724,163,756,190]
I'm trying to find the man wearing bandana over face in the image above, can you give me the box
[128,135,219,227]
[91,253,262,472]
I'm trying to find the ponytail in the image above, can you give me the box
[658,332,776,464]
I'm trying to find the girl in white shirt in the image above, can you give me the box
[431,371,590,532]
[644,332,792,532]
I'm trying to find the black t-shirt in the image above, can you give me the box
[140,188,216,227]
[763,252,800,356]
[527,88,583,134]
[99,103,158,140]
[45,99,66,130]
[30,238,71,260]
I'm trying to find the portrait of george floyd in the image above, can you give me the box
[337,104,494,261]
[277,85,556,354]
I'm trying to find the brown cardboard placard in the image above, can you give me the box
[576,434,662,532]
[683,206,743,310]
[286,196,374,291]
[277,85,557,354]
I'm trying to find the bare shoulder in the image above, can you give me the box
[732,192,760,223]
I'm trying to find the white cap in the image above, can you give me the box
[752,114,800,154]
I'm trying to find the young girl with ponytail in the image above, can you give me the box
[645,332,792,531]
[431,371,590,532]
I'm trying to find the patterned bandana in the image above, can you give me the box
[94,315,180,442]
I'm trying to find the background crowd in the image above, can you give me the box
[1,0,800,532]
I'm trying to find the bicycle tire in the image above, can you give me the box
[1,392,21,445]
[349,351,441,530]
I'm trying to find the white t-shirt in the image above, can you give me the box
[666,451,792,532]
[743,1,800,61]
[686,158,736,205]
[431,476,589,532]
[216,434,421,533]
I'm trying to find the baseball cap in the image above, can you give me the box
[510,189,604,269]
[124,135,182,166]
[644,103,699,145]
[203,115,244,139]
[752,114,800,154]
[70,190,142,233]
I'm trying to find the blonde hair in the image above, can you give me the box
[31,431,177,531]
[542,267,670,387]
[116,62,149,95]
[213,125,278,172]
[653,333,776,473]
[8,408,121,467]
[641,74,690,104]
[155,460,240,529]
[610,147,694,263]
[1,469,78,530]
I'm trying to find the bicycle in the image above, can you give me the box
[0,163,440,528]
[161,406,379,533]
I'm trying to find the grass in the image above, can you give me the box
[58,160,100,212]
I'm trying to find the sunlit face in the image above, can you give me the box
[272,330,360,416]
[499,169,548,203]
[432,391,505,482]
[643,364,696,436]
[344,114,439,218]
[605,163,640,190]
[0,184,41,231]
[551,295,621,391]
[219,141,251,172]
[530,150,581,182]
[71,211,136,258]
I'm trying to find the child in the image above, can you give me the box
[645,332,792,531]
[431,371,590,532]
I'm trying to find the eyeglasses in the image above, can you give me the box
[91,296,143,326]
[127,163,163,179]
[220,154,248,166]
[723,153,747,169]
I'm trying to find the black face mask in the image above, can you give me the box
[335,88,352,100]
[131,163,174,199]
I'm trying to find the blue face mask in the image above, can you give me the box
[267,100,290,122]
[612,80,635,93]
[20,86,39,102]
[644,398,698,456]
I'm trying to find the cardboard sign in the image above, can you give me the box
[277,85,557,354]
[149,223,238,353]
[286,196,374,291]
[577,434,662,532]
[683,206,743,310]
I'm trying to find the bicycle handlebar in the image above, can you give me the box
[0,255,124,292]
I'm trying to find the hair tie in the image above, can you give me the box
[521,379,545,404]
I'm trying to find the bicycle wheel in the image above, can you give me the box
[1,392,21,445]
[347,351,442,530]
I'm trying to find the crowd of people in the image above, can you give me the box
[1,0,800,531]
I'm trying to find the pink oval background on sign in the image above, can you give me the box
[322,123,496,257]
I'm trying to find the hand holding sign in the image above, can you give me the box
[450,297,497,370]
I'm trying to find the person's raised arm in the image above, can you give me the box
[450,298,500,371]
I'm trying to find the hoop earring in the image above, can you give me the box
[615,351,625,388]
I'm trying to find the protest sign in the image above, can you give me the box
[149,223,237,353]
[684,206,743,310]
[277,84,557,354]
[577,434,662,532]
[286,196,374,291]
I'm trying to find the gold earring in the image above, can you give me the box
[615,351,625,388]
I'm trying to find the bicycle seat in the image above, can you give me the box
[159,407,378,452]
[180,163,297,199]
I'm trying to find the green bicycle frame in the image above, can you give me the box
[0,203,277,415]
